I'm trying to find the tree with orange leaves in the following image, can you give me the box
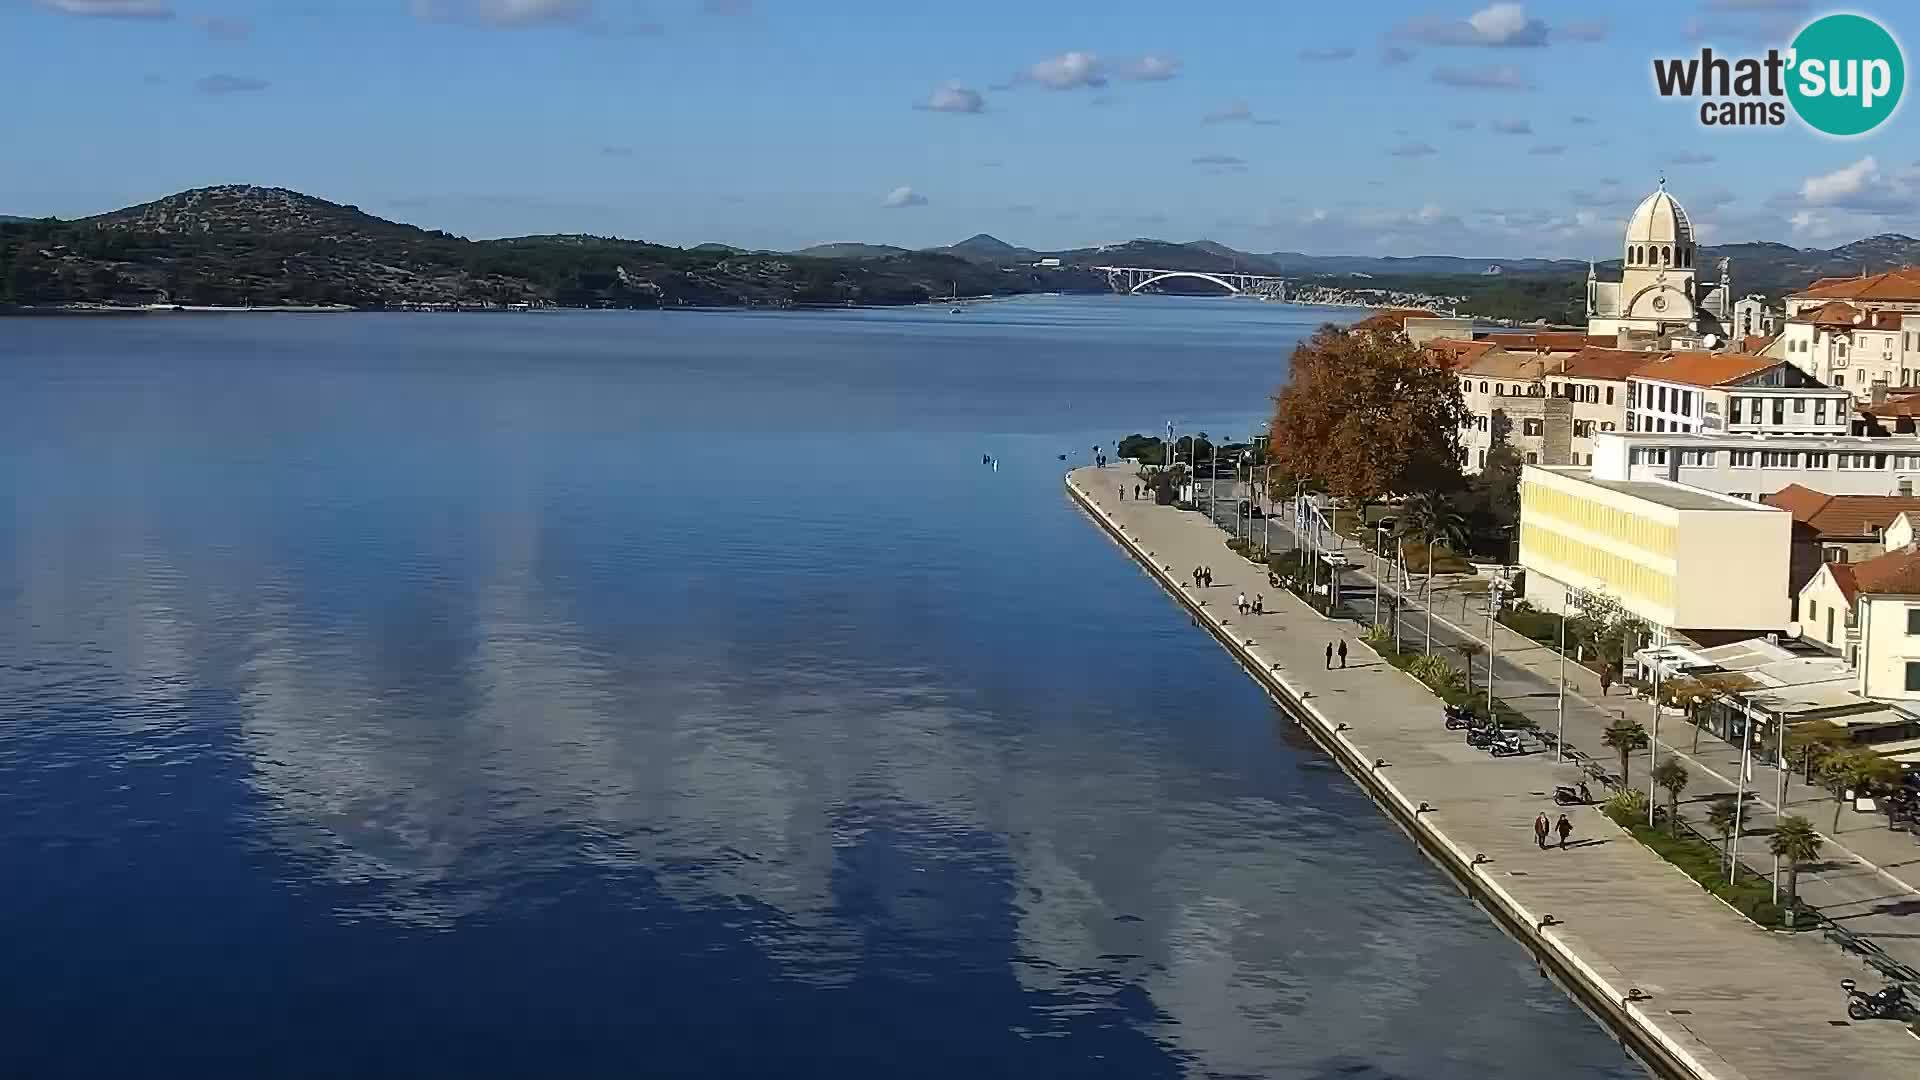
[1269,323,1467,511]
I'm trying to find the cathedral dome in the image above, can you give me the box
[1625,186,1694,246]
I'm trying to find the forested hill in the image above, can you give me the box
[0,185,1101,310]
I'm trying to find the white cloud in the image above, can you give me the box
[195,73,269,95]
[36,0,171,15]
[916,82,984,114]
[1117,54,1181,81]
[883,186,927,209]
[412,0,590,27]
[1802,156,1878,204]
[1397,2,1549,47]
[1432,64,1532,90]
[1023,51,1106,89]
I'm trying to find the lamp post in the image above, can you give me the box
[1425,537,1437,656]
[1485,577,1505,721]
[1240,450,1253,541]
[1648,654,1662,829]
[1556,608,1568,764]
[1374,522,1391,629]
[1773,715,1787,903]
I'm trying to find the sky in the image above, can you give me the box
[1,0,1917,258]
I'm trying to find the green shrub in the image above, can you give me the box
[1499,608,1563,644]
[1604,789,1649,823]
[1407,655,1464,692]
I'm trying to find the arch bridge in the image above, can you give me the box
[1093,265,1288,299]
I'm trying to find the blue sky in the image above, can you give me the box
[2,0,1917,257]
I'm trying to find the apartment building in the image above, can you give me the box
[1780,268,1920,400]
[1454,344,1638,472]
[1594,431,1920,500]
[1518,462,1791,642]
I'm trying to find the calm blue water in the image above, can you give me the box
[0,296,1638,1079]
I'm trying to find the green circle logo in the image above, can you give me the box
[1788,14,1904,136]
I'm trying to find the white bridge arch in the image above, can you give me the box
[1093,265,1288,299]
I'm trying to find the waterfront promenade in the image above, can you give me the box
[1068,467,1920,1080]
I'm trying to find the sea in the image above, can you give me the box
[0,296,1641,1078]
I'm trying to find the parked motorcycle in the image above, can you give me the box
[1841,979,1912,1021]
[1489,733,1525,757]
[1553,782,1593,806]
[1443,704,1476,730]
[1465,726,1498,749]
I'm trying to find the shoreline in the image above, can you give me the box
[1065,466,1920,1080]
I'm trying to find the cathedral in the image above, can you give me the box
[1586,181,1732,342]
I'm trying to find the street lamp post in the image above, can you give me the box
[1373,522,1390,629]
[1556,609,1568,764]
[1649,656,1662,829]
[1425,537,1437,656]
[1240,450,1253,542]
[1485,577,1505,721]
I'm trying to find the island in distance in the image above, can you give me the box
[4,184,1917,323]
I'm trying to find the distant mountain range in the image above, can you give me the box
[781,231,1920,299]
[5,184,1918,315]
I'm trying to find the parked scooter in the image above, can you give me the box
[1465,726,1498,749]
[1443,704,1476,730]
[1553,782,1593,806]
[1841,979,1912,1021]
[1488,733,1525,757]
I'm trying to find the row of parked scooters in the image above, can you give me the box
[1442,703,1525,757]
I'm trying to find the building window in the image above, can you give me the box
[1815,401,1827,425]
[1658,385,1669,411]
[1478,450,1486,468]
[1655,418,1667,432]
[1480,380,1488,394]
[1837,373,1846,387]
[1772,399,1786,425]
[1839,341,1850,357]
[1627,414,1638,432]
[1681,391,1693,417]
[1606,386,1615,405]
[1496,384,1505,396]
[1793,397,1806,413]
[1732,450,1755,466]
[1525,452,1538,464]
[1808,599,1818,625]
[1806,451,1829,468]
[1523,418,1544,437]
[1600,422,1615,432]
[1730,398,1743,424]
[1907,661,1920,691]
[1833,609,1840,644]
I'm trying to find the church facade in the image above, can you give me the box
[1586,182,1732,342]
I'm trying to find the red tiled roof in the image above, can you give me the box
[1352,307,1441,332]
[1795,267,1920,303]
[1560,346,1651,381]
[1740,334,1775,354]
[1827,562,1860,605]
[1629,351,1781,388]
[1762,484,1920,539]
[1483,331,1612,352]
[1428,338,1499,367]
[1860,392,1920,419]
[1846,544,1920,597]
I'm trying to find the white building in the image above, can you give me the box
[1593,431,1920,500]
[1586,181,1731,340]
[1626,352,1849,438]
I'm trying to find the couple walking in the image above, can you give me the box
[1235,592,1263,616]
[1191,566,1213,588]
[1324,640,1347,669]
[1533,812,1574,850]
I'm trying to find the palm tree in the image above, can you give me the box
[1652,758,1690,835]
[1455,640,1483,695]
[1768,815,1823,928]
[1603,718,1649,787]
[1396,491,1468,571]
[1819,747,1901,832]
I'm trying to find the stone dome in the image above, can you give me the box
[1625,186,1694,246]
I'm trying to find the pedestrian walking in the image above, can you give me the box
[1325,642,1333,669]
[1534,812,1550,850]
[1204,566,1214,588]
[1337,640,1348,668]
[1119,485,1125,501]
[1555,814,1573,849]
[1254,594,1264,615]
[1599,665,1614,697]
[1236,591,1247,615]
[1192,567,1202,588]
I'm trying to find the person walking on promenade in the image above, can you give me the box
[1236,591,1247,615]
[1203,567,1214,588]
[1193,567,1202,588]
[1555,814,1573,849]
[1534,812,1551,850]
[1119,485,1125,501]
[1599,665,1613,697]
[1254,594,1263,615]
[1337,640,1348,668]
[1325,642,1334,669]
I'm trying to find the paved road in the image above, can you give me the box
[1075,467,1920,1079]
[1204,486,1920,982]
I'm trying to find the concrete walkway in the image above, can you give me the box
[1233,501,1920,983]
[1072,467,1920,1080]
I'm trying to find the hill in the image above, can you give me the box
[791,242,911,259]
[0,186,1105,310]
